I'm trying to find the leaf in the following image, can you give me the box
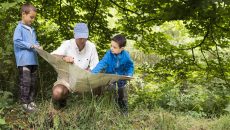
[0,118,6,125]
[223,104,230,113]
[0,47,2,59]
[53,115,60,129]
[3,60,12,64]
[0,2,16,10]
[16,0,25,3]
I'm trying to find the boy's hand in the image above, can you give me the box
[30,45,35,48]
[62,56,74,64]
[36,45,43,50]
[124,75,133,80]
[31,44,43,50]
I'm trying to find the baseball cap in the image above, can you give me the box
[74,23,89,39]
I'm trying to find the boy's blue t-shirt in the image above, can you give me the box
[13,21,39,67]
[92,50,134,76]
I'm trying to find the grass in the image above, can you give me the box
[2,92,230,130]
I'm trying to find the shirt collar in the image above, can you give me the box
[110,50,124,58]
[19,21,34,32]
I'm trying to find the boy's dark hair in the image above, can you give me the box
[21,3,36,14]
[112,34,126,48]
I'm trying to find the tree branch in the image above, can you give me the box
[122,0,132,26]
[136,18,159,24]
[88,0,99,30]
[200,47,209,68]
[211,34,228,83]
[191,48,195,62]
[109,0,140,15]
[58,0,62,26]
[178,29,209,50]
[214,23,230,32]
[200,46,210,79]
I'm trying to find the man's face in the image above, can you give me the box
[22,10,36,26]
[75,38,87,49]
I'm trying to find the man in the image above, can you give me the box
[51,23,99,108]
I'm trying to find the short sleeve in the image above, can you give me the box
[51,41,69,55]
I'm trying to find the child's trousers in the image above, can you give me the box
[110,80,128,113]
[18,65,37,104]
[117,87,128,113]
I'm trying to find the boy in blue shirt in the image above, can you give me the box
[13,3,41,112]
[92,34,134,114]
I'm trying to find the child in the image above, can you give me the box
[92,34,134,114]
[13,3,40,112]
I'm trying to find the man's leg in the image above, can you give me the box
[52,84,69,109]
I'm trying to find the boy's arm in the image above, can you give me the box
[91,51,109,73]
[13,28,34,49]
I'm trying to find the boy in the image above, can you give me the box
[13,3,40,112]
[92,34,134,114]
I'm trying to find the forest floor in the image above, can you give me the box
[2,93,230,130]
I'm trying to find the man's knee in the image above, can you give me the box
[52,84,69,101]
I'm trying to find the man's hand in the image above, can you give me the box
[62,56,74,64]
[85,67,91,72]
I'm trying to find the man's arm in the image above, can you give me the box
[52,54,74,64]
[51,41,74,64]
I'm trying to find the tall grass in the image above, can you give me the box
[4,91,230,130]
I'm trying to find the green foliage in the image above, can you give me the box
[0,91,13,109]
[0,91,13,129]
[1,0,230,128]
[210,115,230,130]
[129,74,230,117]
[0,0,23,93]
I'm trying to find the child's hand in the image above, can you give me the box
[36,45,43,50]
[31,44,43,50]
[62,56,74,64]
[31,45,35,48]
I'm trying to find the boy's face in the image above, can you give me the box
[22,10,36,26]
[110,41,124,54]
